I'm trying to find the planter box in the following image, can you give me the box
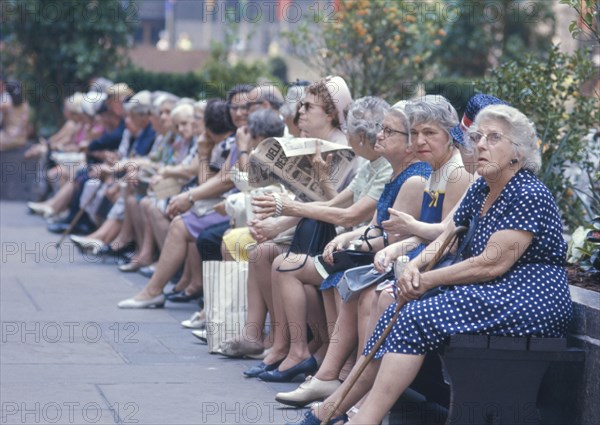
[539,286,600,425]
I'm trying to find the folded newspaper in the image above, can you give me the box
[247,137,356,202]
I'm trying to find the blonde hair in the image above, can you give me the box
[170,103,194,121]
[106,83,134,102]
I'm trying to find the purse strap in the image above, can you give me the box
[361,224,389,251]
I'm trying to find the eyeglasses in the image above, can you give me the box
[298,101,325,112]
[467,131,518,146]
[376,123,408,139]
[228,101,261,112]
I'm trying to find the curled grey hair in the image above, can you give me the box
[386,108,411,145]
[346,97,391,146]
[280,85,306,118]
[248,108,285,140]
[152,93,179,116]
[405,94,458,142]
[473,105,541,173]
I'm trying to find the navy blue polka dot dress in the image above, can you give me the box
[364,170,573,357]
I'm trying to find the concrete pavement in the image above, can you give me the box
[0,200,306,425]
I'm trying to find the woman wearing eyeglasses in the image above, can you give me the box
[298,104,573,425]
[296,77,350,145]
[251,103,432,385]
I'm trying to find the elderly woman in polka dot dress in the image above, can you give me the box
[294,105,573,425]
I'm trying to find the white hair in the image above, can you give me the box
[473,104,541,173]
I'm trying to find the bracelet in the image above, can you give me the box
[272,192,283,217]
[187,190,194,205]
[239,150,249,156]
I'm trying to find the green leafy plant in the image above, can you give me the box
[284,0,443,99]
[560,0,600,44]
[478,45,599,230]
[197,40,280,99]
[111,68,208,99]
[435,0,556,77]
[1,0,137,132]
[567,216,600,274]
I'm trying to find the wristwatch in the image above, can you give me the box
[187,190,194,205]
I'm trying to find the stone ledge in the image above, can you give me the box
[0,143,45,201]
[542,286,600,425]
[569,285,600,340]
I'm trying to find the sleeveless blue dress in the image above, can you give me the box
[320,162,432,290]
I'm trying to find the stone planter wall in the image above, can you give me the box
[540,286,599,424]
[0,144,46,201]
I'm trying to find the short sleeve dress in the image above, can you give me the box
[364,170,573,357]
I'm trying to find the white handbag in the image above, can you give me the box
[203,261,249,354]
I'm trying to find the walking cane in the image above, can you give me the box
[54,181,104,248]
[320,225,468,425]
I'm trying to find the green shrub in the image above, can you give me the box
[424,78,481,117]
[112,68,208,99]
[478,45,599,231]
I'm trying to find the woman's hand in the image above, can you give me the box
[248,218,282,243]
[373,243,403,273]
[396,263,433,301]
[382,208,416,238]
[166,192,193,218]
[214,201,226,216]
[104,151,119,166]
[236,126,252,152]
[322,234,352,264]
[150,174,163,187]
[312,141,333,184]
[252,193,293,220]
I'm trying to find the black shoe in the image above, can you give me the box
[47,221,94,235]
[47,222,69,234]
[243,359,283,378]
[97,242,135,257]
[165,290,202,303]
[258,356,318,382]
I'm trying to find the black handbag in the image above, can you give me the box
[315,224,389,276]
[276,218,337,272]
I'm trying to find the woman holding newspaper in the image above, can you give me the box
[250,103,432,383]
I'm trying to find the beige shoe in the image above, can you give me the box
[275,375,341,407]
[28,202,54,217]
[70,235,104,250]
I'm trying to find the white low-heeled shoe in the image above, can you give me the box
[117,294,165,309]
[70,235,104,250]
[28,202,54,217]
[181,311,206,329]
[191,329,207,344]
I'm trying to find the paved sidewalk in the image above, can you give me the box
[0,201,305,425]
